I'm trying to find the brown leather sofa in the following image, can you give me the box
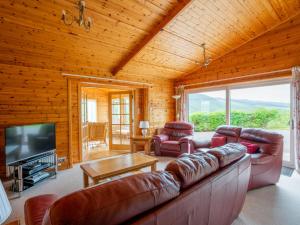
[193,125,283,190]
[24,147,250,225]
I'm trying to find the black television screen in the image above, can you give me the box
[5,123,56,165]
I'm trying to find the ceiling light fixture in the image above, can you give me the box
[62,0,92,32]
[200,43,212,67]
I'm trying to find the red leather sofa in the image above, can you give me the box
[153,121,194,157]
[193,125,283,190]
[25,147,250,225]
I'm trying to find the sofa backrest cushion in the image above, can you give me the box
[213,126,242,143]
[42,172,180,225]
[239,128,283,156]
[163,121,194,141]
[165,152,219,189]
[207,143,246,167]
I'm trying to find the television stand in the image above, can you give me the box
[8,150,57,194]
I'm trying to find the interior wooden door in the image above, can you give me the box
[109,91,133,150]
[81,91,89,161]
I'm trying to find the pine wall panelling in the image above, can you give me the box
[176,13,300,88]
[0,0,175,171]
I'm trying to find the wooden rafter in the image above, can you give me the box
[111,0,193,76]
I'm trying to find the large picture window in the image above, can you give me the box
[187,80,293,167]
[188,90,226,140]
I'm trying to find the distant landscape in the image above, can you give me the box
[188,94,289,114]
[189,94,290,132]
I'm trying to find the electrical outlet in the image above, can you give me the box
[58,157,67,163]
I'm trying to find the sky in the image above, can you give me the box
[194,83,290,103]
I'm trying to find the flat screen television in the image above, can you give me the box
[5,123,56,165]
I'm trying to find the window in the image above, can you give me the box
[188,90,226,140]
[87,99,97,122]
[187,80,293,167]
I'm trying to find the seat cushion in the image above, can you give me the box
[165,152,219,189]
[161,141,181,151]
[25,194,59,225]
[195,148,210,153]
[42,172,180,225]
[207,143,246,167]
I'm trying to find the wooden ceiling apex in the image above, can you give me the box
[111,0,193,76]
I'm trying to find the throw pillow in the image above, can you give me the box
[211,136,227,148]
[240,141,259,154]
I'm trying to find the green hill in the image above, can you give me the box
[188,94,289,114]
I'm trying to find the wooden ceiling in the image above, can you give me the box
[120,0,300,79]
[0,0,299,80]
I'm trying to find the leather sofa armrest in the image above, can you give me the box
[25,194,59,225]
[153,134,169,142]
[251,153,274,165]
[179,135,193,143]
[192,139,211,148]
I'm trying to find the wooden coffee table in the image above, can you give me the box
[80,153,158,187]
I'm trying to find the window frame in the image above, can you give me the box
[185,78,291,122]
[185,78,294,167]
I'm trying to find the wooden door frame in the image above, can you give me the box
[68,80,150,165]
[108,91,133,150]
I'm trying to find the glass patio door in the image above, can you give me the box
[187,80,295,168]
[109,92,132,150]
[230,83,294,168]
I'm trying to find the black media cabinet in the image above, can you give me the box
[8,150,57,193]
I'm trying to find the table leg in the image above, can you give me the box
[151,162,157,172]
[83,173,89,188]
[131,142,136,153]
[145,141,150,155]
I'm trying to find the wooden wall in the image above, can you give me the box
[176,13,300,88]
[0,65,70,170]
[0,0,175,170]
[0,67,174,170]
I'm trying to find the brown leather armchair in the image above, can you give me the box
[239,128,283,190]
[153,121,194,157]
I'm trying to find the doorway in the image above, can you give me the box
[80,86,134,161]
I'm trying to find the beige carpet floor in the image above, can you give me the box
[6,155,300,225]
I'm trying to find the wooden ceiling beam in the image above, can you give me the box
[111,0,193,76]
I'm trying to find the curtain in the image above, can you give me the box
[292,66,300,171]
[175,85,186,121]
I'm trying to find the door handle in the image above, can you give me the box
[291,119,294,130]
